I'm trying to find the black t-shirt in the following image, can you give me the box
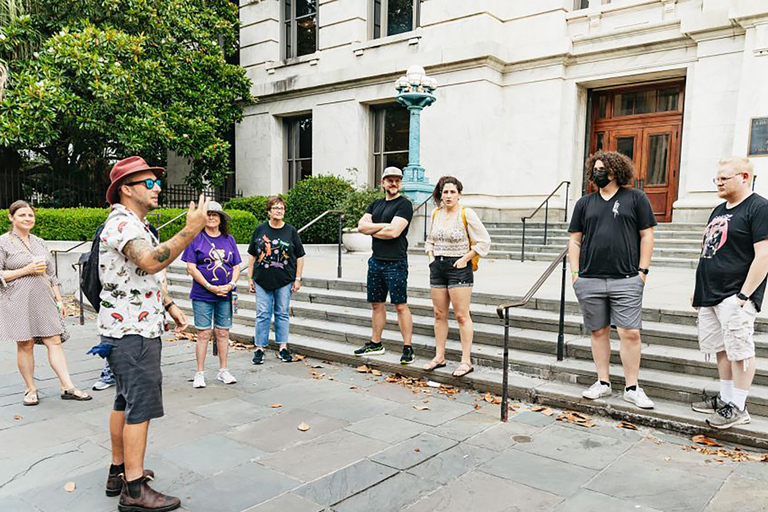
[693,194,768,312]
[366,195,414,261]
[568,187,658,278]
[247,222,306,291]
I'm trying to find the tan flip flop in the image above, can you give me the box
[423,359,447,371]
[61,387,92,401]
[23,389,39,406]
[452,363,474,378]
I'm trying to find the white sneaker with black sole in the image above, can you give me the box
[623,386,654,409]
[582,381,612,400]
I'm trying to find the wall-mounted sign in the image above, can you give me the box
[748,117,768,156]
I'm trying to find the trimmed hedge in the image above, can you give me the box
[0,208,257,244]
[224,195,270,224]
[340,188,384,229]
[284,175,353,244]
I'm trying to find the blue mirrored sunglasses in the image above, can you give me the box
[125,178,162,190]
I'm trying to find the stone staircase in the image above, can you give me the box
[413,221,705,268]
[165,260,768,449]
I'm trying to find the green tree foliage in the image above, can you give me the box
[0,0,253,188]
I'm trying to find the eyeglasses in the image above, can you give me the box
[124,178,162,190]
[270,207,285,211]
[712,174,743,185]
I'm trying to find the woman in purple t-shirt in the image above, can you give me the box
[181,201,242,389]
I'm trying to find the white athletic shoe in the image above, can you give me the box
[582,381,612,400]
[193,371,206,389]
[217,369,237,385]
[623,386,654,409]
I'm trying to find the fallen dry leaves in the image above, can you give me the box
[173,331,197,342]
[13,415,22,421]
[556,410,595,428]
[531,405,556,417]
[413,404,429,411]
[268,403,282,409]
[371,369,382,376]
[692,435,722,447]
[294,354,306,361]
[63,482,76,493]
[297,422,310,432]
[356,365,371,373]
[616,421,639,430]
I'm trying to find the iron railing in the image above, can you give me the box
[160,185,243,208]
[496,246,569,422]
[298,210,345,279]
[520,181,570,262]
[412,196,432,242]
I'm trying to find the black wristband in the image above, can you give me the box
[638,267,649,275]
[737,292,749,302]
[164,301,176,312]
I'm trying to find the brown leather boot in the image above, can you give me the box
[106,468,155,497]
[118,475,180,512]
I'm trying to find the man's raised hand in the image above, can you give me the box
[186,193,210,233]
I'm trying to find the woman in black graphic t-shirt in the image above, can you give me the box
[247,196,306,364]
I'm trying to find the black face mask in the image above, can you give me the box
[593,170,612,189]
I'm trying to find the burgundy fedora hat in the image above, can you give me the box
[106,156,165,205]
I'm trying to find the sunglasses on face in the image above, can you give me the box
[125,178,162,190]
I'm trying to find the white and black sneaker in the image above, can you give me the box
[623,386,654,409]
[354,342,385,356]
[278,348,293,363]
[252,349,265,365]
[692,394,727,414]
[582,381,611,400]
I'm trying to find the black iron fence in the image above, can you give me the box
[160,185,243,208]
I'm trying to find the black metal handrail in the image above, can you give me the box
[412,196,432,242]
[521,181,570,262]
[298,209,344,279]
[496,246,569,422]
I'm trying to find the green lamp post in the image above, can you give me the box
[395,65,437,204]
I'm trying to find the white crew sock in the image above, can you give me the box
[732,388,749,411]
[720,380,734,403]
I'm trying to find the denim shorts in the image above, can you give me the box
[192,299,233,330]
[429,256,473,289]
[367,258,408,304]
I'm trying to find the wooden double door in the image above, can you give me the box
[589,82,684,222]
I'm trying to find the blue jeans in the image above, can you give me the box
[254,282,292,347]
[192,299,233,330]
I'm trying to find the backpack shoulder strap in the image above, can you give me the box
[461,207,471,241]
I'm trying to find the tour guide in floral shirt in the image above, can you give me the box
[98,156,208,512]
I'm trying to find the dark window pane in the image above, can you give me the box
[285,22,292,58]
[616,137,634,161]
[296,15,316,56]
[296,0,316,17]
[388,0,414,36]
[385,152,408,171]
[615,91,655,116]
[287,123,295,159]
[596,132,604,152]
[374,0,382,39]
[374,110,383,152]
[615,93,634,116]
[635,90,655,114]
[596,94,608,118]
[657,88,679,112]
[577,0,589,8]
[646,134,670,186]
[285,0,291,19]
[384,107,409,152]
[299,159,313,181]
[298,116,312,158]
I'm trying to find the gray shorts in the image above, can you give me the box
[572,275,645,332]
[104,335,164,424]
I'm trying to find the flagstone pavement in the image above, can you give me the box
[1,318,767,512]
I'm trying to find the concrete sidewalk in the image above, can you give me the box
[1,319,768,511]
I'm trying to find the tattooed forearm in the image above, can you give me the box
[123,239,154,264]
[154,245,171,262]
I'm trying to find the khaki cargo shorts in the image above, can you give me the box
[698,294,757,362]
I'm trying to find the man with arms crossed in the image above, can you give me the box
[354,167,415,364]
[99,156,208,511]
[569,151,657,409]
[692,156,768,429]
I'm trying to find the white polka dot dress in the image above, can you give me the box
[0,232,69,343]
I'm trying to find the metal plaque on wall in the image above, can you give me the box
[748,117,768,156]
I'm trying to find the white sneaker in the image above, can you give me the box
[193,371,206,389]
[623,386,654,409]
[582,381,612,400]
[217,369,237,385]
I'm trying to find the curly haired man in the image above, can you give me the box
[568,151,657,409]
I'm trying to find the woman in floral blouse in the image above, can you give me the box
[0,201,91,405]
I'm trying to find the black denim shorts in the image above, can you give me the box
[429,256,473,289]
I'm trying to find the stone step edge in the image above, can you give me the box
[220,324,768,450]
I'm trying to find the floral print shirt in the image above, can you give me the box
[97,204,165,339]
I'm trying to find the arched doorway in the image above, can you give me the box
[589,80,684,222]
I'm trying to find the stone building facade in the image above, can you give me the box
[237,0,768,223]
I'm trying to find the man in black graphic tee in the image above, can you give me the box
[353,167,415,364]
[568,151,657,409]
[691,157,768,429]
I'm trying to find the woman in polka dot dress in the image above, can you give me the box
[0,201,91,406]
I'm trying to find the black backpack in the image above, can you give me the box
[79,223,159,312]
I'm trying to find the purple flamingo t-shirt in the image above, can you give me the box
[181,232,242,302]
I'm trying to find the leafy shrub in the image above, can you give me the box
[0,207,257,244]
[284,175,353,243]
[225,196,270,224]
[340,188,384,229]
